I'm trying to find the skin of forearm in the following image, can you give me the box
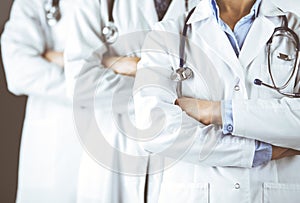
[43,50,64,68]
[102,56,140,76]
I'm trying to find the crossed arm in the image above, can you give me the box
[43,50,139,77]
[176,97,300,160]
[43,50,64,68]
[101,56,140,77]
[98,53,299,164]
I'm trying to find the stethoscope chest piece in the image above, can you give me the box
[45,1,61,26]
[171,67,193,82]
[102,22,119,44]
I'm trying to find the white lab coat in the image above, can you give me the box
[64,0,199,202]
[1,0,82,202]
[134,0,300,202]
[272,0,300,17]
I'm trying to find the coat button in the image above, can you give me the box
[227,124,233,133]
[234,85,240,91]
[234,183,240,189]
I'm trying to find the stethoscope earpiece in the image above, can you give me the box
[254,79,263,86]
[254,78,273,88]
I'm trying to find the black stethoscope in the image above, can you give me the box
[170,7,195,97]
[102,0,119,44]
[173,7,300,98]
[45,0,61,26]
[254,16,300,98]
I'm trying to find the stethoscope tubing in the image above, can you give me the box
[176,8,300,98]
[176,7,196,97]
[263,16,300,97]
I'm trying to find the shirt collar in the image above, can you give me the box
[187,0,284,25]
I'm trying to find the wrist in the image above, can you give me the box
[211,101,222,125]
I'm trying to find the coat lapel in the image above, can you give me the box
[238,16,276,68]
[187,0,244,78]
[163,0,186,21]
[195,18,244,77]
[239,0,285,68]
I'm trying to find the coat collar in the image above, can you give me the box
[259,0,285,17]
[186,0,287,71]
[187,0,285,25]
[239,0,285,67]
[186,0,213,25]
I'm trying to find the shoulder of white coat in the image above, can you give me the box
[8,0,41,19]
[270,0,300,34]
[284,12,300,36]
[271,0,300,18]
[152,13,187,35]
[142,15,186,57]
[74,0,100,9]
[70,0,101,25]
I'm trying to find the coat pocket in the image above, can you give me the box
[158,182,209,203]
[258,64,296,98]
[263,182,300,203]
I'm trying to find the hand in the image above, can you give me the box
[102,56,140,77]
[176,97,222,125]
[271,145,300,160]
[43,50,64,68]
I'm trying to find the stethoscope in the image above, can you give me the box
[102,0,119,44]
[172,7,300,98]
[45,0,61,26]
[254,16,300,98]
[102,0,190,44]
[170,7,195,97]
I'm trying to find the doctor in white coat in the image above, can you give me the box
[64,0,199,202]
[1,0,82,202]
[134,0,300,202]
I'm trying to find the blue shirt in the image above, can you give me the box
[211,0,261,56]
[211,0,272,167]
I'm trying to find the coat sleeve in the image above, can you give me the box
[232,98,300,150]
[64,0,149,162]
[64,0,121,101]
[1,0,66,98]
[133,21,256,168]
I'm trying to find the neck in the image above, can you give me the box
[216,0,256,30]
